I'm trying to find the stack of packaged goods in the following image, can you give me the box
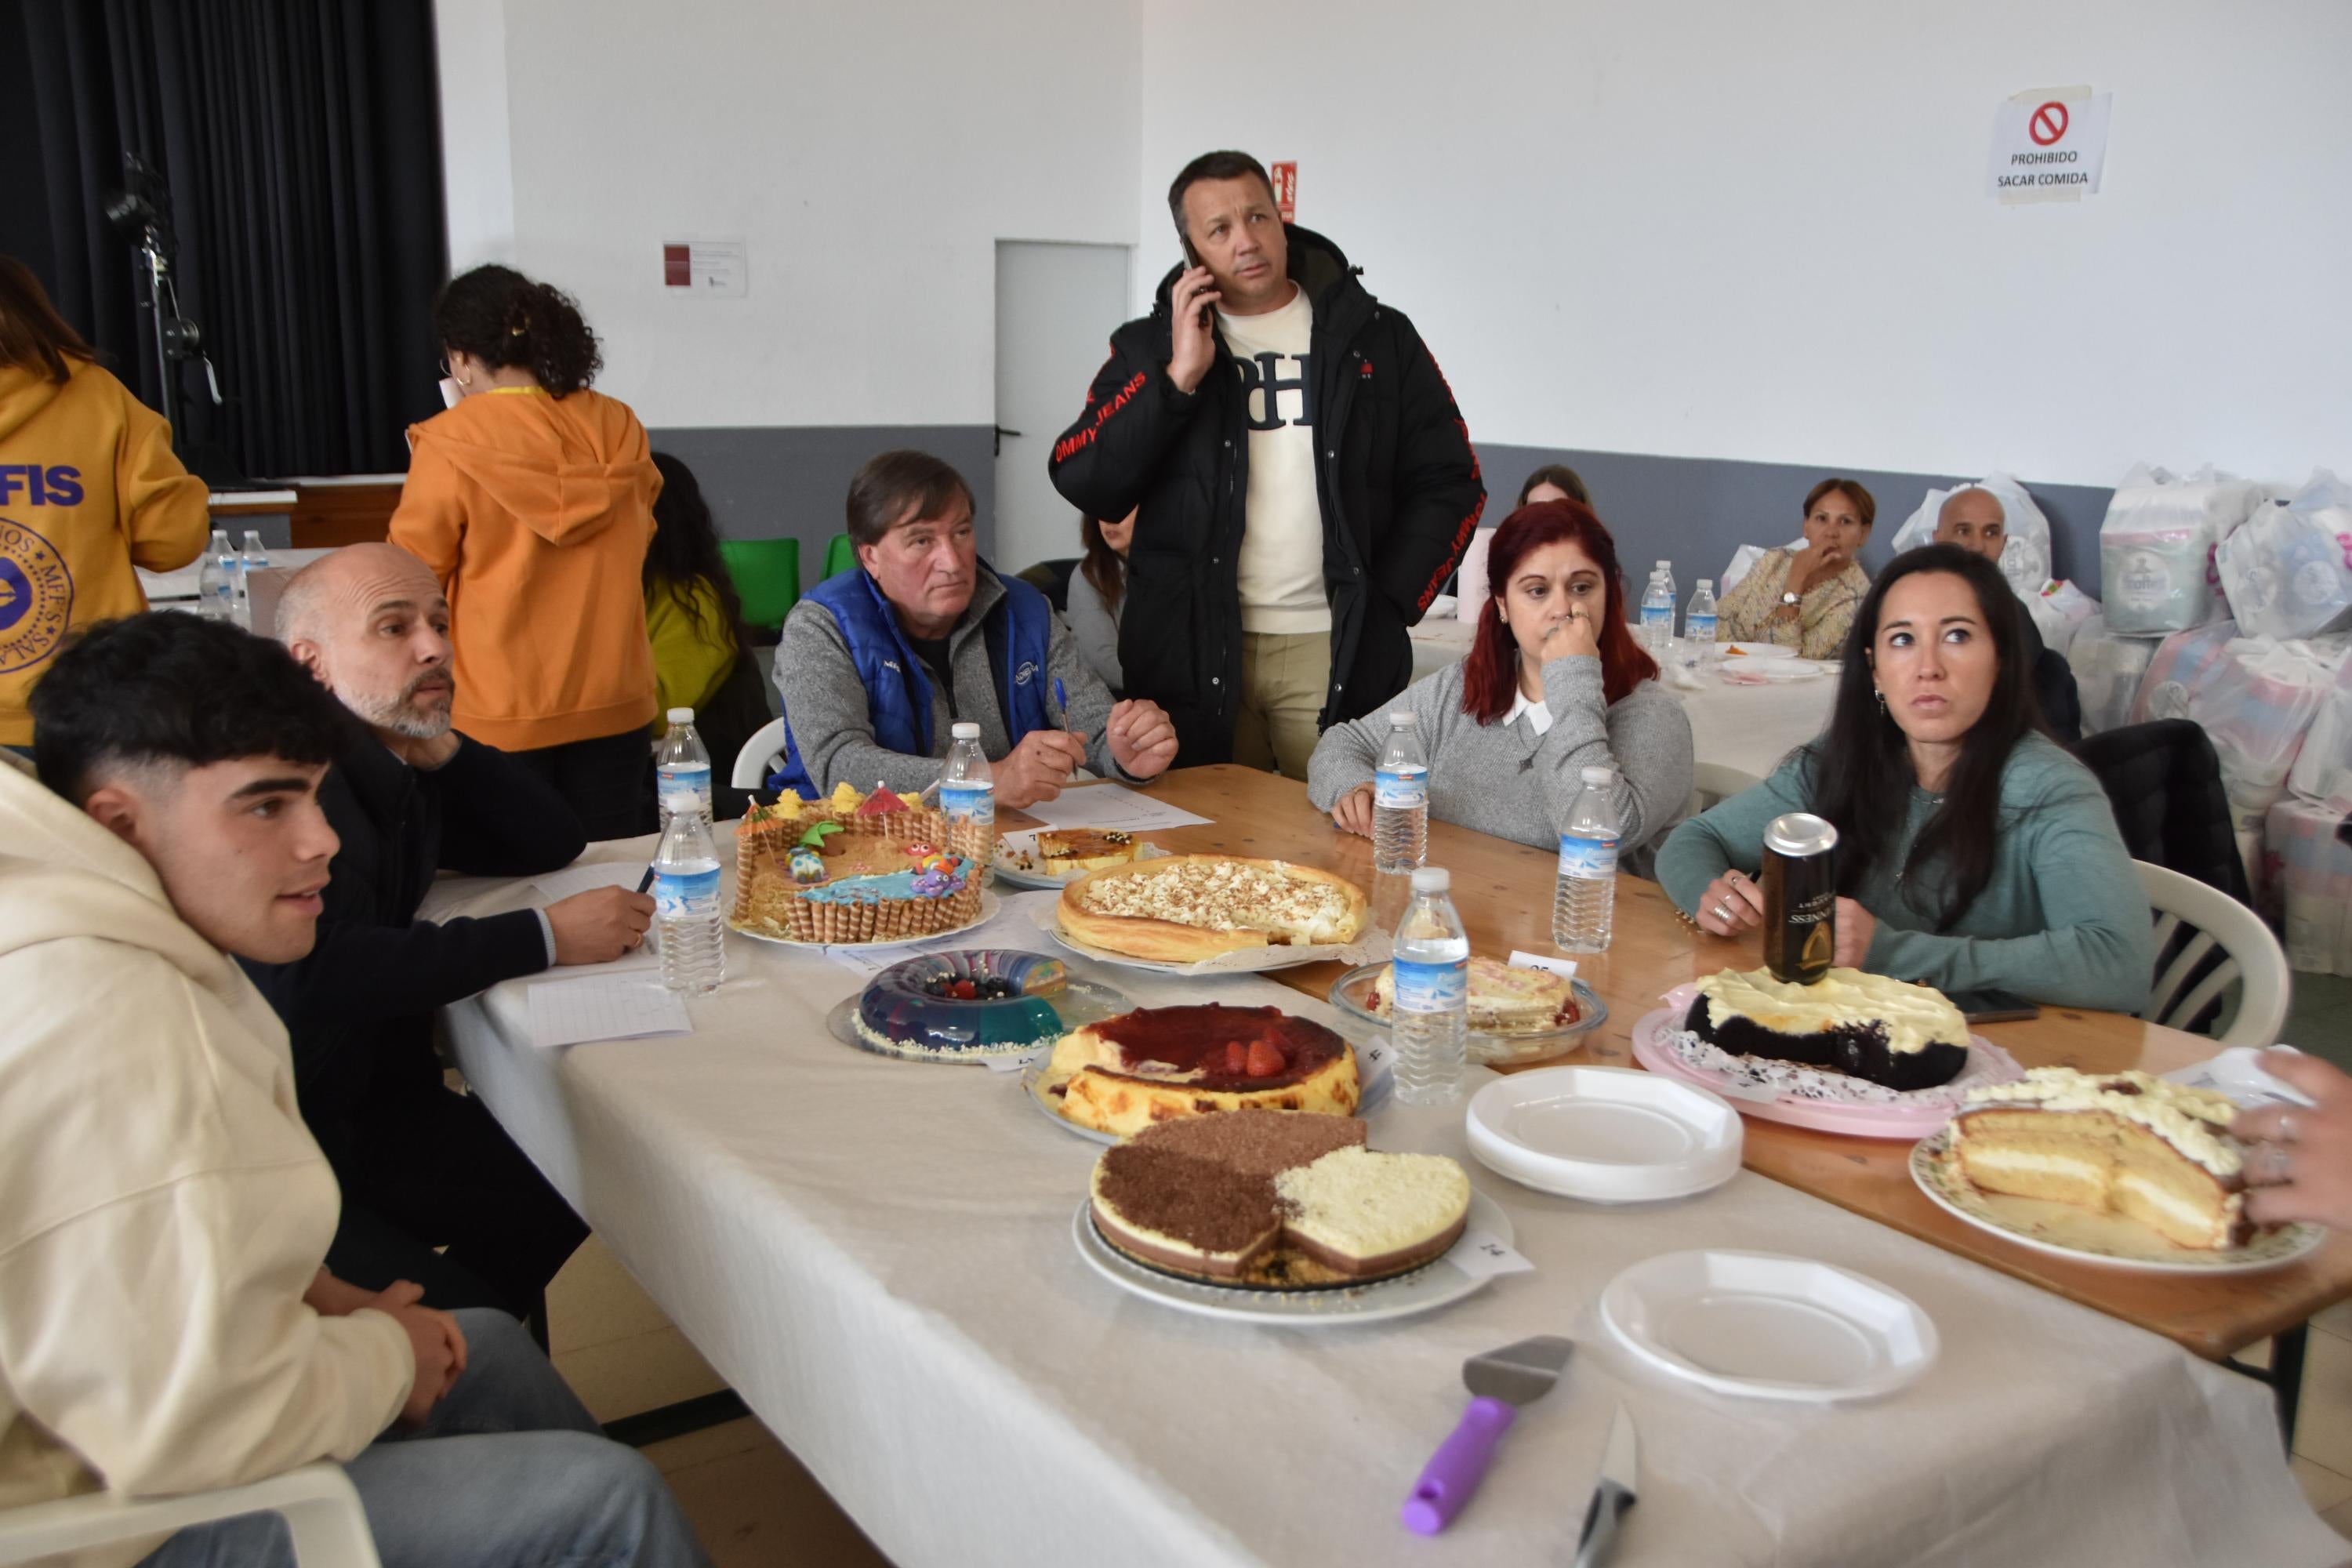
[2264,656,2352,978]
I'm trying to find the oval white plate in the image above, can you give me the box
[1073,1188,1511,1324]
[1909,1128,2324,1274]
[731,891,998,950]
[1719,641,1799,660]
[1466,1066,1741,1203]
[1599,1250,1937,1403]
[990,833,1172,891]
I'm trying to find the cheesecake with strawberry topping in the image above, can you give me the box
[1038,1003,1361,1137]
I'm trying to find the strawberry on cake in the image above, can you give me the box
[1039,1003,1360,1137]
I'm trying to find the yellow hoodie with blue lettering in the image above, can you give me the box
[0,358,211,744]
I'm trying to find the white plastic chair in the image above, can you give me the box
[0,1462,379,1566]
[1686,761,1763,820]
[2136,859,2291,1049]
[731,718,787,791]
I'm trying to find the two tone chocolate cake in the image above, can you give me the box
[1087,1112,1470,1288]
[1687,966,1969,1091]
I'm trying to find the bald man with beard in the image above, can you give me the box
[241,543,651,1319]
[1933,488,2082,743]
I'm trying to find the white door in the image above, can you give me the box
[994,241,1131,575]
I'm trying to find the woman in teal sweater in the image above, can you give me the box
[1657,543,2154,1012]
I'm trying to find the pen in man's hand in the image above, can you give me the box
[636,866,656,895]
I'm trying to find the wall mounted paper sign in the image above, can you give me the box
[1269,160,1298,221]
[661,239,749,296]
[1989,88,2111,204]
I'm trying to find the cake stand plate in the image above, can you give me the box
[1629,1001,2020,1142]
[1910,1127,2324,1274]
[823,973,1131,1067]
[1073,1188,1512,1325]
[732,891,999,950]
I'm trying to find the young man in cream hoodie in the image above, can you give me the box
[2,614,706,1566]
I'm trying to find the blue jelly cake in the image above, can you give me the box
[855,949,1072,1062]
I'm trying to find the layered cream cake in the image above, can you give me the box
[1687,966,1970,1091]
[1952,1068,2251,1249]
[1371,955,1579,1035]
[1058,855,1367,962]
[1036,829,1143,875]
[1040,1004,1360,1136]
[731,783,982,943]
[1087,1111,1470,1287]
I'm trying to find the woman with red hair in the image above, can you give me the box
[1307,500,1693,872]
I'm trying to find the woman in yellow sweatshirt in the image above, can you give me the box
[0,256,210,746]
[389,266,662,838]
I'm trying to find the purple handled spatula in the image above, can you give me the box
[1401,1334,1575,1534]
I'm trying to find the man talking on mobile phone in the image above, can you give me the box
[1048,150,1484,780]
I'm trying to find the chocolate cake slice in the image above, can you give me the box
[1687,966,1969,1091]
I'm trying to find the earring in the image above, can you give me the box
[1875,688,1887,714]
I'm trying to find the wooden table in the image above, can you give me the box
[1062,764,2352,1370]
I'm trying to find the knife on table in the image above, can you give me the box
[1570,1403,1639,1568]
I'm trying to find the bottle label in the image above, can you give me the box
[941,782,995,827]
[1641,605,1672,628]
[658,762,712,793]
[1558,831,1620,880]
[1374,767,1428,811]
[1686,614,1718,641]
[654,866,721,916]
[1391,956,1467,1014]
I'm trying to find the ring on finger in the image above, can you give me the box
[1714,901,1734,922]
[2263,1144,2296,1184]
[2280,1112,2299,1145]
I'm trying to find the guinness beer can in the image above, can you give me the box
[1762,812,1838,985]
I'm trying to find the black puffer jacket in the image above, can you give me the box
[1047,227,1484,764]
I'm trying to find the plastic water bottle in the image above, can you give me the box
[938,720,996,879]
[652,791,725,995]
[239,529,270,575]
[1554,765,1621,953]
[1640,567,1675,654]
[654,708,712,824]
[1685,579,1719,662]
[1390,866,1469,1106]
[1371,711,1429,874]
[198,528,238,622]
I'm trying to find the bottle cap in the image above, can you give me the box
[1697,579,1713,590]
[1410,866,1450,895]
[1388,710,1417,726]
[1580,765,1617,786]
[667,707,694,724]
[952,721,981,739]
[1656,559,1670,569]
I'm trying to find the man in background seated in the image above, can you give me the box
[1933,486,2082,743]
[774,449,1180,808]
[245,543,652,1319]
[7,614,706,1568]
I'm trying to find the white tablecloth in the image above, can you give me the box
[433,856,2336,1568]
[1406,619,1834,786]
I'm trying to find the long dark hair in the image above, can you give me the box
[0,255,94,382]
[1809,543,2044,931]
[434,265,602,397]
[645,452,747,654]
[1515,463,1591,509]
[1461,499,1658,723]
[1079,512,1127,613]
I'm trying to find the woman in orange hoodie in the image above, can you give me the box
[390,266,662,838]
[0,256,210,748]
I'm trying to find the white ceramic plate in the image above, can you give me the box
[1719,641,1799,660]
[1599,1250,1937,1403]
[1073,1189,1512,1325]
[1466,1066,1741,1203]
[990,833,1171,891]
[1022,1051,1394,1145]
[1909,1128,2324,1274]
[731,891,999,950]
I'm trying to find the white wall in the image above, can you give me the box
[1137,0,2352,489]
[439,0,1141,430]
[433,0,516,270]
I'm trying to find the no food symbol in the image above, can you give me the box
[2029,101,2070,146]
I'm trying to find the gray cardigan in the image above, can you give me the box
[1064,566,1124,692]
[1306,655,1693,877]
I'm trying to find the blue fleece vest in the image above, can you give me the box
[774,564,1055,797]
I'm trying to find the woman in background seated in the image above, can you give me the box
[1715,476,1875,659]
[1517,463,1592,509]
[1458,466,1595,626]
[1658,544,2152,1011]
[1065,507,1134,694]
[644,453,747,718]
[1308,499,1692,875]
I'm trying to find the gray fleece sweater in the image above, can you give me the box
[1307,655,1693,877]
[773,568,1138,796]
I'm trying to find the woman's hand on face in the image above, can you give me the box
[1693,869,1765,936]
[1331,784,1375,838]
[1536,604,1601,664]
[1831,897,1876,968]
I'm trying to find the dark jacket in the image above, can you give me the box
[2017,605,2083,745]
[2071,718,2250,905]
[241,732,586,1166]
[1047,225,1485,763]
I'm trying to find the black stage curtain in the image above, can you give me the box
[13,0,447,479]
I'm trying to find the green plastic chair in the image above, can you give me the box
[822,532,858,582]
[718,537,801,630]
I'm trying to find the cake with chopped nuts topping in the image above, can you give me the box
[1056,855,1368,963]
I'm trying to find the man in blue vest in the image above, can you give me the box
[772,450,1179,808]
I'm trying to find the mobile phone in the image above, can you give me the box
[1944,989,2041,1025]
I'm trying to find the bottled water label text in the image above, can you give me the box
[655,866,722,916]
[1392,956,1467,1014]
[1558,832,1620,880]
[1374,767,1428,811]
[941,783,995,827]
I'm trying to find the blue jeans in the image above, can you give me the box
[137,1311,710,1568]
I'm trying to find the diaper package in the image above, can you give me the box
[2027,580,2100,658]
[2287,655,2352,811]
[2066,613,2164,736]
[2098,465,2264,634]
[2213,470,2352,641]
[2263,797,2352,977]
[2129,620,2240,726]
